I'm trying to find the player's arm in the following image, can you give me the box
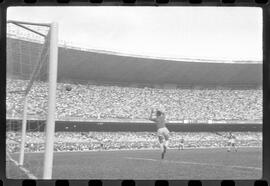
[161,113,166,121]
[149,109,157,122]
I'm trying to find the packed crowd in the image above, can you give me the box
[6,79,262,121]
[6,132,262,153]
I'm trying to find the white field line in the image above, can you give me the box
[6,152,37,179]
[124,157,262,171]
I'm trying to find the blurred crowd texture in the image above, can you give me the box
[6,79,262,121]
[6,132,262,153]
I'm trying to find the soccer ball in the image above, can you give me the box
[65,85,72,91]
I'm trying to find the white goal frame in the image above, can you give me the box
[7,20,58,179]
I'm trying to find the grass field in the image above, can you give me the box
[6,147,262,180]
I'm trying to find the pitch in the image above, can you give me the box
[7,147,262,180]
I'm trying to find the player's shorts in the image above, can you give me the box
[157,127,170,137]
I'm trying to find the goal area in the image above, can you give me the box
[6,20,58,179]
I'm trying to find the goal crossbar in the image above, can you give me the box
[10,22,47,37]
[7,20,51,27]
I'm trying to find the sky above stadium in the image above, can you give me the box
[8,7,262,61]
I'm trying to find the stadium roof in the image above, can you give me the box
[8,37,262,87]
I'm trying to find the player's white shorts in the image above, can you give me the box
[229,139,236,144]
[157,127,170,137]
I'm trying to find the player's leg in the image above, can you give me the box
[157,129,163,148]
[163,128,170,154]
[164,134,169,151]
[158,135,166,159]
[158,135,164,152]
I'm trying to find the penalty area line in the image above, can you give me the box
[6,152,37,179]
[125,157,262,171]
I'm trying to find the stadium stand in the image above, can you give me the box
[7,79,262,121]
[6,132,262,153]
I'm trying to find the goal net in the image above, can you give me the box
[6,20,58,179]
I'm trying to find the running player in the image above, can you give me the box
[149,108,170,159]
[227,132,237,152]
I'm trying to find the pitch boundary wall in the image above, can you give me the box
[6,119,262,132]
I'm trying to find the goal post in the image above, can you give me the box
[42,22,58,179]
[6,20,59,179]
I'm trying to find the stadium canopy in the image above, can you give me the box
[8,37,262,88]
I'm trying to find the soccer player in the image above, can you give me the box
[179,137,184,150]
[149,108,170,159]
[227,132,237,152]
